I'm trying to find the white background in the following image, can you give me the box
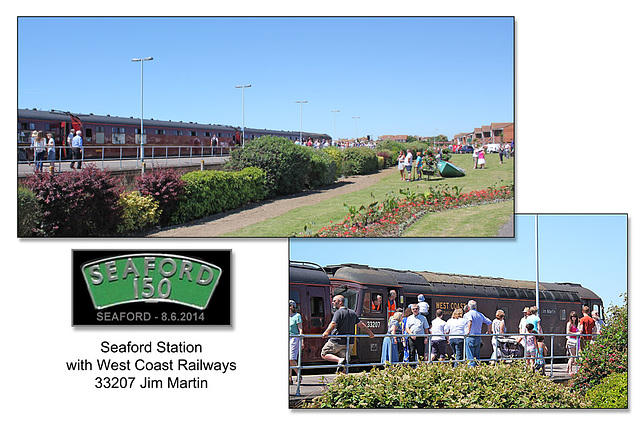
[5,1,636,422]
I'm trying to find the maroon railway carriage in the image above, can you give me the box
[18,108,332,160]
[289,262,603,365]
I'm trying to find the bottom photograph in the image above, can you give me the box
[288,214,627,409]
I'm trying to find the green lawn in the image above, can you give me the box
[220,153,514,237]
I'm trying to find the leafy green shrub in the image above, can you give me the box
[307,149,337,189]
[117,191,161,234]
[571,295,628,394]
[376,149,395,168]
[322,146,343,178]
[225,135,315,197]
[135,168,186,226]
[172,167,267,223]
[585,372,627,408]
[341,147,379,176]
[17,186,43,237]
[306,363,585,409]
[24,166,123,236]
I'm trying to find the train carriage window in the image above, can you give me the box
[174,130,183,136]
[310,297,325,328]
[204,132,211,137]
[155,129,165,135]
[560,309,567,321]
[190,131,198,137]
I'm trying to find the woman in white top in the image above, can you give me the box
[31,130,47,172]
[490,309,506,364]
[397,150,405,181]
[445,308,468,367]
[46,132,56,167]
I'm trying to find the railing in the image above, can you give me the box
[18,145,238,173]
[289,332,595,396]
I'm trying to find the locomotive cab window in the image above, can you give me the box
[364,292,384,314]
[335,289,358,311]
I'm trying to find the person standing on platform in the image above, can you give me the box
[46,132,56,169]
[405,304,430,363]
[289,300,303,384]
[463,300,492,367]
[527,306,543,334]
[430,309,447,362]
[70,130,83,170]
[578,305,596,351]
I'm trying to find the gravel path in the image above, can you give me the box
[148,168,396,237]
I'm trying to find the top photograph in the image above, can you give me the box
[17,16,514,238]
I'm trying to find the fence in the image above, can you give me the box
[18,145,237,174]
[289,331,595,396]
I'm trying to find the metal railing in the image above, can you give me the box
[289,331,596,396]
[18,145,238,173]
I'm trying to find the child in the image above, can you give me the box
[534,335,548,374]
[516,323,537,367]
[415,152,423,180]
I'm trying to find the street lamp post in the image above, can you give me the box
[131,57,153,166]
[352,116,360,142]
[330,110,339,144]
[235,84,251,148]
[295,101,308,143]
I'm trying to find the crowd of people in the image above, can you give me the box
[294,137,376,150]
[289,295,606,383]
[24,129,84,172]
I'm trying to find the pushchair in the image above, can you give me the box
[496,337,523,362]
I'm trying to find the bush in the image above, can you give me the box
[570,294,628,394]
[135,168,186,225]
[117,191,161,234]
[341,147,379,176]
[306,363,585,409]
[585,372,627,408]
[17,186,43,237]
[225,136,314,197]
[376,149,395,168]
[172,167,268,223]
[307,149,337,189]
[322,146,343,178]
[24,166,123,236]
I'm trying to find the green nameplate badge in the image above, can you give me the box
[82,254,222,310]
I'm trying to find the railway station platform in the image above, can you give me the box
[289,363,575,407]
[17,155,229,180]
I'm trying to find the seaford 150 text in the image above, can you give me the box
[101,341,203,353]
[86,256,217,301]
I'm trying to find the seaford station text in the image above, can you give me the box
[101,341,202,353]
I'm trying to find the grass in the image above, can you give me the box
[220,153,514,237]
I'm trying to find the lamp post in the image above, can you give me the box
[131,57,153,165]
[235,84,251,148]
[352,116,360,142]
[330,110,339,144]
[295,101,308,143]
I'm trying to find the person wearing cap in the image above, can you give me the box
[289,300,303,384]
[417,294,429,317]
[70,129,83,170]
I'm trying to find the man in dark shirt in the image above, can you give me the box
[321,295,374,369]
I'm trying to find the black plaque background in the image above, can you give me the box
[72,250,231,326]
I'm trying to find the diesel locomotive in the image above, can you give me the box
[289,262,603,365]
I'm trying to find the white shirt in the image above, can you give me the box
[404,151,413,166]
[431,317,447,341]
[445,317,469,339]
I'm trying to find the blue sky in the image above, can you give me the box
[17,17,513,140]
[290,214,627,310]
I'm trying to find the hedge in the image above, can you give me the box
[341,146,379,176]
[172,167,268,223]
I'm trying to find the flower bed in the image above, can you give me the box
[303,182,514,237]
